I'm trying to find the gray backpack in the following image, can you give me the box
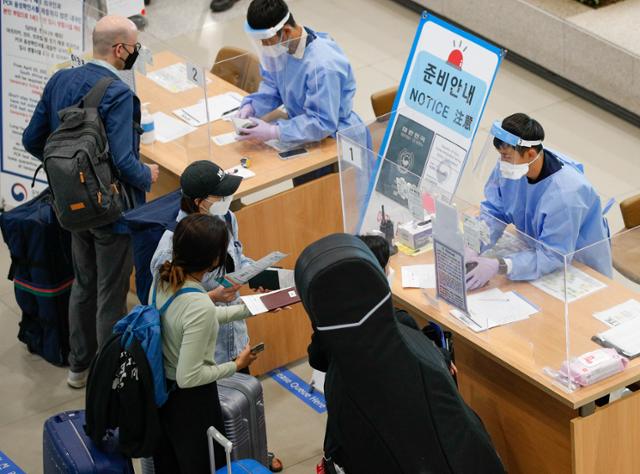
[37,77,126,232]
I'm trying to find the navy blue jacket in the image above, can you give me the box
[22,62,151,231]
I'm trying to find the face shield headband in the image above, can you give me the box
[244,11,291,40]
[490,121,543,149]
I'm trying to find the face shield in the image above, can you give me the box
[245,11,292,72]
[474,120,543,180]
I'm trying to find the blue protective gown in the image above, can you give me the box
[480,149,612,280]
[241,28,366,146]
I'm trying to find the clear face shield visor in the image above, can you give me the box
[244,12,292,72]
[473,120,543,179]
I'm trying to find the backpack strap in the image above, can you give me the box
[158,287,205,315]
[82,77,115,109]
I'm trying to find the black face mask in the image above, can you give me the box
[121,47,139,70]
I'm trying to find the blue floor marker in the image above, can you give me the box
[269,367,327,414]
[0,450,26,474]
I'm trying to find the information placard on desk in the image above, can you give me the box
[367,12,504,218]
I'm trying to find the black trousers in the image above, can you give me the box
[153,381,227,473]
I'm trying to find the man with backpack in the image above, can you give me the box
[22,15,159,389]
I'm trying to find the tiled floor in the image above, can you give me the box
[2,0,640,472]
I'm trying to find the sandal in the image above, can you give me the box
[268,452,283,472]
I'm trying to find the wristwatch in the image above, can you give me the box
[498,257,509,275]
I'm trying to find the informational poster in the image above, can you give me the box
[434,239,467,313]
[368,12,503,218]
[433,198,467,312]
[1,0,83,208]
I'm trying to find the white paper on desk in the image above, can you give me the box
[595,318,640,357]
[450,288,538,332]
[530,266,606,303]
[173,92,243,127]
[225,165,256,179]
[593,299,640,327]
[153,112,197,143]
[224,251,287,285]
[212,132,238,146]
[147,63,210,93]
[401,264,436,289]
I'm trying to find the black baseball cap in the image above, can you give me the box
[180,160,242,199]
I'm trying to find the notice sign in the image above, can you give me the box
[434,239,467,313]
[374,12,503,205]
[1,0,83,207]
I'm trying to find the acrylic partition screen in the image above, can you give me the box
[565,191,640,391]
[204,35,328,171]
[334,112,633,395]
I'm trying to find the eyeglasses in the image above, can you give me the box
[112,42,142,53]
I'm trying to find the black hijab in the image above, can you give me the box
[295,233,504,474]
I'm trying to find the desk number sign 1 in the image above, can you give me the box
[186,63,206,87]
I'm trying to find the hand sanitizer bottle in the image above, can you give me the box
[140,103,155,145]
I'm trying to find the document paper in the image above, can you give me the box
[593,318,640,358]
[450,288,539,332]
[593,299,640,328]
[173,92,243,127]
[152,112,197,143]
[241,287,300,315]
[147,62,210,93]
[530,266,606,303]
[401,264,436,289]
[212,131,238,146]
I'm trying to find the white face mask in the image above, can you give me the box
[261,32,288,58]
[207,196,232,217]
[499,151,542,180]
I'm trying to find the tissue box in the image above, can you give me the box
[397,220,432,250]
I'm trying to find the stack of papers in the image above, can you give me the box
[530,267,606,303]
[593,299,640,327]
[152,112,196,143]
[450,288,539,332]
[147,63,210,93]
[401,264,436,289]
[593,318,640,359]
[173,92,243,127]
[241,287,301,315]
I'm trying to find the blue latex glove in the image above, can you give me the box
[236,117,279,143]
[465,256,499,291]
[237,103,255,119]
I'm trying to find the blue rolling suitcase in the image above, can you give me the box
[208,425,270,474]
[43,410,133,474]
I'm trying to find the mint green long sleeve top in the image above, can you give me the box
[155,279,252,388]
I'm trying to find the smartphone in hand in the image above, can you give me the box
[250,342,265,355]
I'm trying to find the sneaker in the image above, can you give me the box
[210,0,237,13]
[67,369,88,389]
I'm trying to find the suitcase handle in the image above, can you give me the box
[207,426,233,474]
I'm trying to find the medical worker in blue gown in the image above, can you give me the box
[466,113,612,290]
[236,0,368,152]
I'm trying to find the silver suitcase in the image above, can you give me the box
[217,372,269,466]
[139,373,269,471]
